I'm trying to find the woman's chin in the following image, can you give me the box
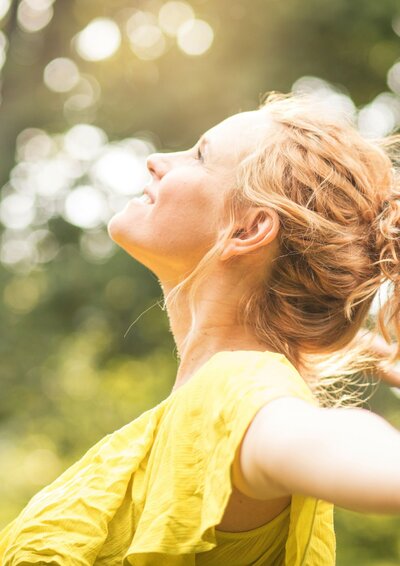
[106,216,147,260]
[107,213,123,243]
[106,214,137,248]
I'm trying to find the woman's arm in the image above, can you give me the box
[235,397,400,514]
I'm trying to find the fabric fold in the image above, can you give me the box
[0,350,336,565]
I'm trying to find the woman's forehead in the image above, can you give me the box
[213,110,263,136]
[206,109,273,162]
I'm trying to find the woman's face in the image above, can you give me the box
[107,109,268,282]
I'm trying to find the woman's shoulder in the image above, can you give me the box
[162,349,318,482]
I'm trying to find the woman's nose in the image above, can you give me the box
[146,153,169,179]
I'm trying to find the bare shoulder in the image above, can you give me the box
[232,396,321,501]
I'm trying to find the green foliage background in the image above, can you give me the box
[0,0,399,563]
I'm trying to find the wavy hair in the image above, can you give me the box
[164,91,400,408]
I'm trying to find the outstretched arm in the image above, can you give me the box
[235,397,400,514]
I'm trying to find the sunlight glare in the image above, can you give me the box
[75,18,121,62]
[31,157,80,196]
[0,234,35,269]
[387,62,400,95]
[16,129,55,162]
[358,93,400,137]
[177,19,214,56]
[64,185,107,229]
[0,0,11,21]
[17,0,53,33]
[0,193,35,229]
[91,145,150,195]
[128,24,166,60]
[44,58,80,93]
[64,125,107,161]
[0,30,8,71]
[158,1,194,37]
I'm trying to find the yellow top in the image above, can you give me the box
[0,350,336,565]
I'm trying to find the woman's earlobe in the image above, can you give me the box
[220,243,236,261]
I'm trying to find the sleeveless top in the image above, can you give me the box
[0,350,336,565]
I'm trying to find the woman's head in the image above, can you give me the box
[108,91,400,405]
[107,108,279,284]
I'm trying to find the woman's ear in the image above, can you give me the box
[220,207,280,261]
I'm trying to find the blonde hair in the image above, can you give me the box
[164,91,400,408]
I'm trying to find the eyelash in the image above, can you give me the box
[196,146,204,162]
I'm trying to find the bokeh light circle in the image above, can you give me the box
[17,0,54,33]
[75,18,121,62]
[0,193,35,229]
[16,128,55,162]
[128,24,166,60]
[177,19,214,56]
[358,94,399,138]
[64,124,107,161]
[0,29,8,70]
[43,58,80,93]
[0,0,11,21]
[158,1,194,37]
[64,185,108,229]
[387,61,400,95]
[91,145,150,195]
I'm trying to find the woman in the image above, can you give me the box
[0,91,399,565]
